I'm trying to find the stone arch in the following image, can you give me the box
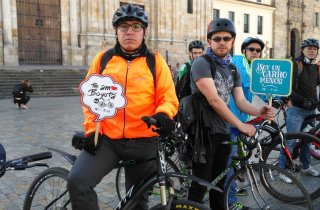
[290,29,300,58]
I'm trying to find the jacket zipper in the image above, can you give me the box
[122,60,130,138]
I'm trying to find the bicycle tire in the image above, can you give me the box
[148,198,210,210]
[262,132,320,200]
[311,141,320,160]
[116,158,181,200]
[23,167,70,210]
[116,158,183,202]
[224,163,313,210]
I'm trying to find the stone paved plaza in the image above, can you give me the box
[0,96,119,210]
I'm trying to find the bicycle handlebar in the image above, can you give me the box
[4,152,52,170]
[231,123,281,161]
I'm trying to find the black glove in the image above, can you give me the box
[72,131,86,150]
[302,98,318,111]
[83,133,102,155]
[152,112,175,137]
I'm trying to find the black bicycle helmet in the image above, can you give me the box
[241,37,265,51]
[188,40,204,52]
[207,18,236,39]
[112,4,148,27]
[300,38,319,49]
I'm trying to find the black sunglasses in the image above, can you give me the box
[246,47,262,53]
[211,36,233,43]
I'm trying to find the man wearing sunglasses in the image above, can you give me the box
[187,18,274,210]
[224,37,265,209]
[67,4,178,210]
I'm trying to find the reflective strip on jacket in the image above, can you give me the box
[82,50,179,139]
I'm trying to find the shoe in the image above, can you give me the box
[229,202,249,210]
[279,173,293,184]
[301,166,320,177]
[235,187,247,196]
[20,104,28,109]
[292,159,303,168]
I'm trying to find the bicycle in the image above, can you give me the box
[271,100,320,161]
[0,143,52,178]
[23,116,221,210]
[117,119,314,209]
[0,143,52,208]
[256,100,320,200]
[115,122,193,201]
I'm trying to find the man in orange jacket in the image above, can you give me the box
[67,4,178,210]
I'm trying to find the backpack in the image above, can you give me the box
[12,84,23,98]
[99,48,156,87]
[177,54,237,133]
[175,62,192,101]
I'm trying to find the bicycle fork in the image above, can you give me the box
[245,165,271,210]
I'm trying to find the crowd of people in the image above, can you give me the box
[64,3,320,210]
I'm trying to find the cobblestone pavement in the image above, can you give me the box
[0,96,320,210]
[0,97,117,210]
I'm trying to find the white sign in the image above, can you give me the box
[79,74,127,121]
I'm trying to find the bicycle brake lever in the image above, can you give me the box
[29,163,49,168]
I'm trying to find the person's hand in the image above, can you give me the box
[238,123,256,137]
[259,105,274,121]
[83,133,102,155]
[151,112,175,137]
[25,80,31,87]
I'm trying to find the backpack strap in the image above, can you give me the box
[99,48,156,87]
[146,50,156,87]
[99,48,116,74]
[185,62,191,72]
[292,60,303,90]
[228,63,238,83]
[202,54,216,78]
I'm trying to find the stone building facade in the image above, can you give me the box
[0,0,213,67]
[273,0,320,58]
[0,0,320,67]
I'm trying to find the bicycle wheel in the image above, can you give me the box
[23,167,70,210]
[262,132,320,200]
[311,140,320,160]
[148,198,210,210]
[115,158,185,206]
[224,163,313,210]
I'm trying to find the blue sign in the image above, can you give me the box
[250,59,292,96]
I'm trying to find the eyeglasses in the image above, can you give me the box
[246,47,262,53]
[118,23,144,32]
[211,36,233,43]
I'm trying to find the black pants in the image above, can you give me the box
[67,137,157,210]
[13,96,30,105]
[188,133,231,210]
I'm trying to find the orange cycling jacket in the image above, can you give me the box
[82,50,179,139]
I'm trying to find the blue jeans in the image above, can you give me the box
[225,131,238,205]
[278,105,315,169]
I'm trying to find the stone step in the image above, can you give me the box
[0,69,88,99]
